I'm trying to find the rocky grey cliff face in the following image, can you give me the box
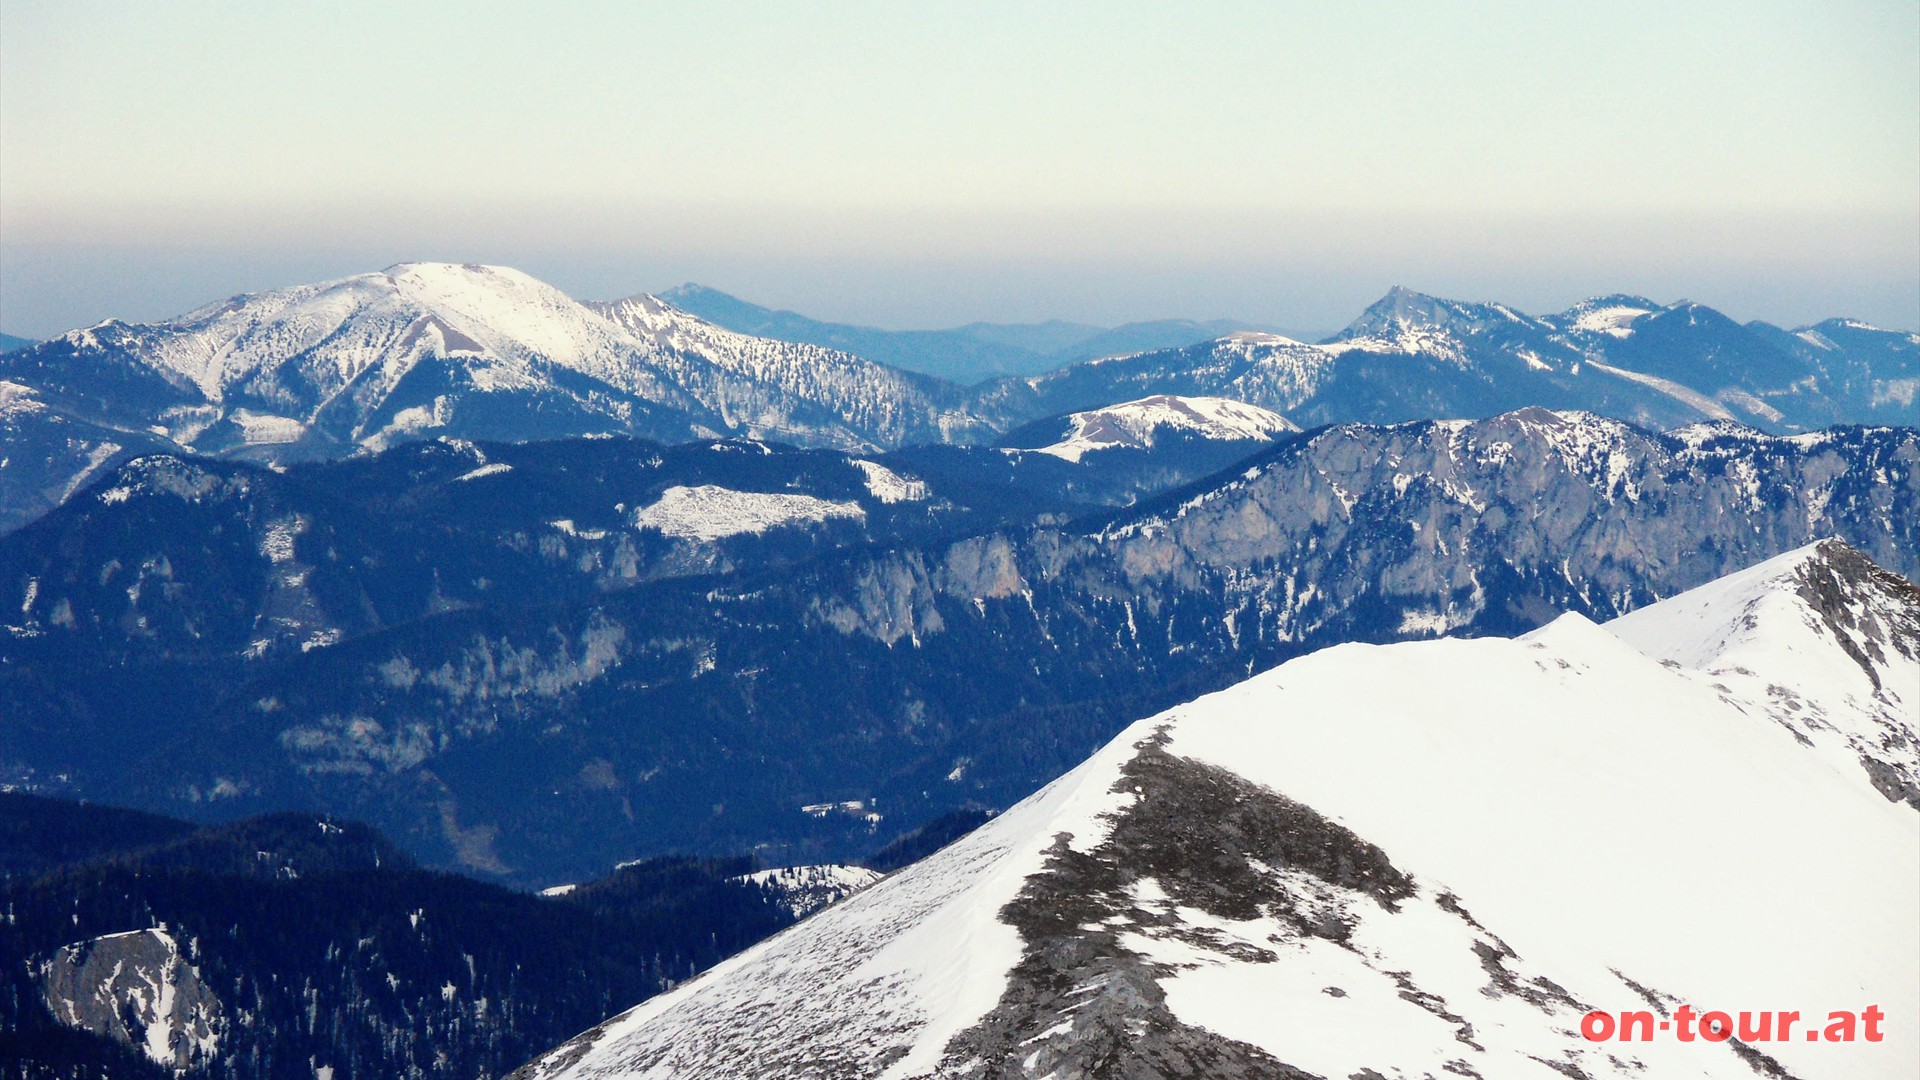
[3,411,1914,885]
[1788,543,1920,807]
[39,928,224,1073]
[808,411,1917,651]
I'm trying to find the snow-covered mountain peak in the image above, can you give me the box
[1023,394,1298,461]
[1793,317,1920,349]
[514,551,1919,1080]
[0,379,46,420]
[1218,329,1305,346]
[1322,286,1545,366]
[91,262,654,409]
[1339,285,1538,337]
[1494,405,1641,448]
[381,260,529,284]
[733,864,883,919]
[1430,407,1650,502]
[388,263,656,377]
[1609,538,1920,807]
[384,262,599,332]
[1554,294,1660,337]
[1644,299,1746,334]
[1665,418,1768,447]
[1610,539,1906,668]
[2,263,993,462]
[589,292,680,334]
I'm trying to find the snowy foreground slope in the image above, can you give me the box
[514,541,1917,1080]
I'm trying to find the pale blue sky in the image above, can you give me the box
[2,0,1915,336]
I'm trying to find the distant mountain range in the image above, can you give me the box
[0,262,981,457]
[515,539,1919,1080]
[5,263,1917,1079]
[0,263,986,533]
[4,410,1912,887]
[0,333,35,355]
[1,264,1914,534]
[971,286,1920,435]
[657,283,1294,383]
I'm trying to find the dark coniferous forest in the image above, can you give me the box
[0,793,827,1079]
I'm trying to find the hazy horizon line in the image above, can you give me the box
[3,241,1915,341]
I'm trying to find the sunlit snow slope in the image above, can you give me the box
[1609,539,1920,809]
[515,540,1917,1080]
[1018,394,1298,461]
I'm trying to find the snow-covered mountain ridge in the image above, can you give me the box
[734,864,884,919]
[0,263,984,468]
[515,541,1919,1079]
[3,268,1913,535]
[971,285,1918,437]
[1010,394,1298,461]
[1610,539,1920,807]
